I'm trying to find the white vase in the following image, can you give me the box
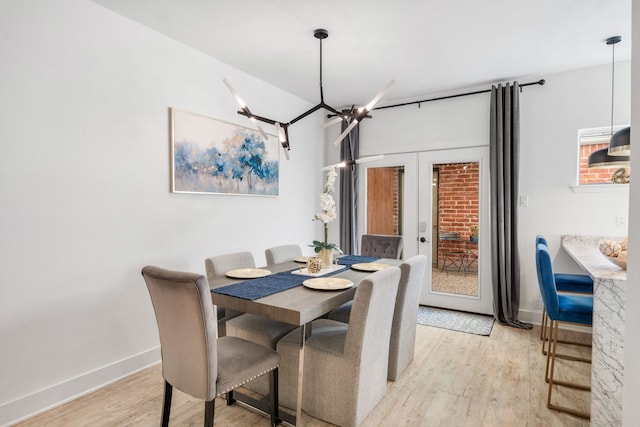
[319,248,333,268]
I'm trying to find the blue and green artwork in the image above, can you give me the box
[171,109,279,196]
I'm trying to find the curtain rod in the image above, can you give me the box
[372,79,545,111]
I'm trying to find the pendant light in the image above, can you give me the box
[587,147,629,167]
[608,126,631,156]
[588,36,631,167]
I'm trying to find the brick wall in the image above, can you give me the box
[437,162,479,266]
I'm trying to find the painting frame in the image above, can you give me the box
[170,108,279,196]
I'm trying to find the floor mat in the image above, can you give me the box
[417,306,494,336]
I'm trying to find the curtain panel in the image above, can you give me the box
[490,82,532,329]
[339,120,360,255]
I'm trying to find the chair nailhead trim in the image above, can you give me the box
[215,364,279,398]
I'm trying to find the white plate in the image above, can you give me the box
[302,277,354,291]
[350,262,390,272]
[225,268,271,279]
[294,256,311,263]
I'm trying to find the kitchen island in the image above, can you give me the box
[561,235,626,426]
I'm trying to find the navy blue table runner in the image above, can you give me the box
[211,255,379,301]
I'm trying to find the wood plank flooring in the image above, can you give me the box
[14,323,591,427]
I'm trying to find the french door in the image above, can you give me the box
[358,147,492,315]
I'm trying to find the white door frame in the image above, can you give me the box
[357,148,492,314]
[418,147,492,314]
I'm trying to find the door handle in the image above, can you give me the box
[420,237,427,243]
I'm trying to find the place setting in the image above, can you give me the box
[350,262,390,272]
[225,268,272,279]
[302,277,354,291]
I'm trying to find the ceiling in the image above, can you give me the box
[90,0,632,108]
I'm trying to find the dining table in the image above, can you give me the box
[208,255,400,426]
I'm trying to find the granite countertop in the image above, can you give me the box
[561,235,627,281]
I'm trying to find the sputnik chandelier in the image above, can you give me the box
[224,28,394,160]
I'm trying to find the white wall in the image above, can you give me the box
[344,62,631,323]
[0,1,322,424]
[622,1,639,424]
[518,63,630,320]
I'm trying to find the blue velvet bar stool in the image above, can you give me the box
[536,243,592,419]
[536,236,593,355]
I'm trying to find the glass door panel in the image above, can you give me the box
[418,148,492,314]
[358,149,491,314]
[357,153,418,260]
[431,162,479,297]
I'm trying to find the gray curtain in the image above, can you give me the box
[489,82,532,329]
[339,119,359,255]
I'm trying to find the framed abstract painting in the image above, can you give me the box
[170,108,279,196]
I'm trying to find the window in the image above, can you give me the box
[578,126,630,185]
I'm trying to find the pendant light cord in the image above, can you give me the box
[319,36,325,103]
[611,40,615,136]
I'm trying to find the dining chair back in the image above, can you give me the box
[205,251,255,281]
[388,254,427,380]
[141,265,281,426]
[206,251,296,397]
[204,251,256,337]
[360,234,403,259]
[265,244,302,265]
[277,266,401,426]
[328,255,427,381]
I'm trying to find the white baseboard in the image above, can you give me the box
[0,346,161,427]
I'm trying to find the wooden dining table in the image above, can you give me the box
[208,257,400,426]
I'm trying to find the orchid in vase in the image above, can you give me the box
[311,166,342,266]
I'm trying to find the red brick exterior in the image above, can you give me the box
[436,162,479,266]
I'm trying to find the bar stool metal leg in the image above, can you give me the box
[546,320,590,419]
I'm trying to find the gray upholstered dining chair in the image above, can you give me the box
[387,255,427,380]
[205,251,256,337]
[328,255,427,380]
[330,233,403,345]
[265,244,302,265]
[141,265,280,427]
[360,234,403,259]
[276,266,401,426]
[205,251,256,281]
[205,251,296,397]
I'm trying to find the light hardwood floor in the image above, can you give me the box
[14,323,591,427]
